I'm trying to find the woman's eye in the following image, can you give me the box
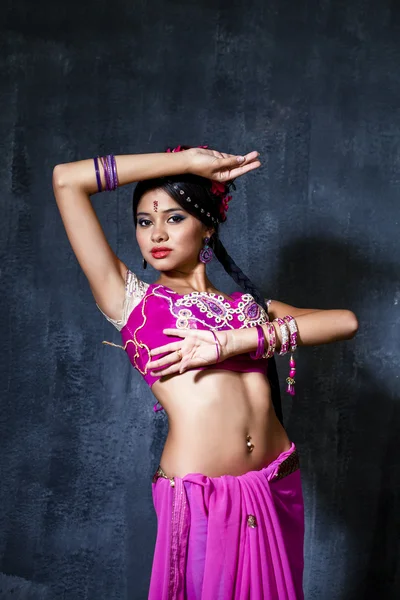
[168,215,185,223]
[138,219,152,227]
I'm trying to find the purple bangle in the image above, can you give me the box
[105,155,113,190]
[93,156,102,192]
[110,154,119,189]
[100,156,110,190]
[250,324,265,360]
[100,156,109,191]
[106,155,115,190]
[211,330,220,363]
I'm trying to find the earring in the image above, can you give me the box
[142,258,147,269]
[199,237,213,263]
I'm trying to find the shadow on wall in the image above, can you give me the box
[271,235,399,600]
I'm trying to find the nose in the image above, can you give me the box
[151,223,169,244]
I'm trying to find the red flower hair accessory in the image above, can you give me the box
[210,180,232,222]
[166,144,208,153]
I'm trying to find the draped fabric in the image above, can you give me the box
[149,443,304,599]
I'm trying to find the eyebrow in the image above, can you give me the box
[137,208,186,216]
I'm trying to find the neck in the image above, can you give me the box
[156,266,215,294]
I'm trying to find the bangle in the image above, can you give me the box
[93,156,102,192]
[283,315,298,352]
[100,156,111,190]
[111,154,119,188]
[94,154,119,192]
[263,322,276,359]
[106,154,116,190]
[250,324,265,360]
[211,330,220,363]
[273,318,290,355]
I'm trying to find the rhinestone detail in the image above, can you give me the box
[247,514,257,528]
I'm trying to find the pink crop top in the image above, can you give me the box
[99,270,272,412]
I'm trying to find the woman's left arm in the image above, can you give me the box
[268,300,359,346]
[146,303,358,377]
[226,303,359,358]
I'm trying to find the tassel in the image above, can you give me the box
[286,353,296,396]
[102,340,125,350]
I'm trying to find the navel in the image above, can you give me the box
[246,434,255,453]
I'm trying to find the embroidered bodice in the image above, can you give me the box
[98,270,272,411]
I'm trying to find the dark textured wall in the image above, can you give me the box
[1,0,399,598]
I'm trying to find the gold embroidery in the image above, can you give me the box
[275,450,300,480]
[152,465,175,487]
[105,289,162,376]
[102,284,270,376]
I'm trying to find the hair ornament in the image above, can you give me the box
[211,180,233,221]
[165,143,236,223]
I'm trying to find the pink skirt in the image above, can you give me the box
[149,442,304,599]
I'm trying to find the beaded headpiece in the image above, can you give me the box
[165,144,235,223]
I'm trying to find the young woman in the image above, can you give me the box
[52,145,358,599]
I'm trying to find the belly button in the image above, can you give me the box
[246,435,255,453]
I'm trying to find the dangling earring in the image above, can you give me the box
[199,237,213,263]
[142,258,147,269]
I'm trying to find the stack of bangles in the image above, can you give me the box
[93,154,119,192]
[249,317,298,396]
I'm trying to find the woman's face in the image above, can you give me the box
[136,188,211,272]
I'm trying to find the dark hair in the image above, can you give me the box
[131,150,283,424]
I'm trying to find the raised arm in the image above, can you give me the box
[52,152,189,320]
[52,147,260,320]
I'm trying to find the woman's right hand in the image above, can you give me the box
[185,147,261,182]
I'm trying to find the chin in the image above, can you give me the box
[147,257,175,270]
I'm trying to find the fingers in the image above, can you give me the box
[162,328,190,337]
[149,329,192,356]
[217,152,261,181]
[149,340,181,357]
[148,347,182,373]
[222,151,260,166]
[227,159,261,180]
[150,362,181,378]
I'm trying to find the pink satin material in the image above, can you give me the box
[120,284,269,389]
[149,443,305,599]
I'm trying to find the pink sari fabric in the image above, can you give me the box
[149,443,304,599]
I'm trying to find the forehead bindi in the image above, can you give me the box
[138,191,183,215]
[137,203,186,219]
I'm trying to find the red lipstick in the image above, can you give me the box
[151,247,172,259]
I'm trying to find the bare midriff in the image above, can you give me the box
[152,369,291,478]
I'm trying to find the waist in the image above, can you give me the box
[156,372,290,477]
